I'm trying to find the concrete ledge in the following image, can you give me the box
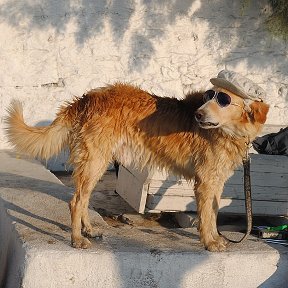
[0,150,287,288]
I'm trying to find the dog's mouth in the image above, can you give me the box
[198,121,219,128]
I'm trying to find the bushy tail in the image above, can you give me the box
[5,100,69,160]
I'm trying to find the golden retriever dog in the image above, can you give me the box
[5,83,269,251]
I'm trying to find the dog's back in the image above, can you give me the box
[54,83,206,175]
[5,83,204,172]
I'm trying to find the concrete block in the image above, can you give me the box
[0,150,288,287]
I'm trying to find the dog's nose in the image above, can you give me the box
[195,110,204,121]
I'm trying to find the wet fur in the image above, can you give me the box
[5,83,269,251]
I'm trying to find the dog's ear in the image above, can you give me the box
[249,101,269,124]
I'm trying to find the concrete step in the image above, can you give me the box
[0,150,287,288]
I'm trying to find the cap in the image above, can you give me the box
[210,70,266,101]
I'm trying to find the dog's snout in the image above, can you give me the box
[195,110,204,121]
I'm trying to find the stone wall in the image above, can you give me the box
[0,0,287,165]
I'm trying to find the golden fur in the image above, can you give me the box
[5,83,269,251]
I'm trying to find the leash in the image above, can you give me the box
[242,143,253,241]
[220,141,253,243]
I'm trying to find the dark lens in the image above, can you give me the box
[203,90,215,103]
[217,92,231,107]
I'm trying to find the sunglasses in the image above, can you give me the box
[203,90,234,107]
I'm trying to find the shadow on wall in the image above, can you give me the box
[0,0,286,73]
[192,1,288,73]
[0,0,193,44]
[0,0,193,72]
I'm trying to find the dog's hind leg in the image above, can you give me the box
[69,152,110,249]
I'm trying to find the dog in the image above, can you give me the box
[5,82,269,251]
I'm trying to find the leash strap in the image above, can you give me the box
[234,148,253,243]
[220,145,253,243]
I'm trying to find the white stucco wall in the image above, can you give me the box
[0,0,287,166]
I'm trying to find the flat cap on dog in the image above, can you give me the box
[210,70,266,101]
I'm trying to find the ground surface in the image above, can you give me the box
[53,170,287,242]
[1,151,287,288]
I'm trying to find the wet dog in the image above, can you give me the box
[5,83,269,251]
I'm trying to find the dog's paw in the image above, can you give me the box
[205,239,227,252]
[82,227,104,238]
[216,235,229,246]
[71,236,92,249]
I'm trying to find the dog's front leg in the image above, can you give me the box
[194,177,228,252]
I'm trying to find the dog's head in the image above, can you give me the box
[195,88,269,138]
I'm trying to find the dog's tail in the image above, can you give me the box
[5,100,70,160]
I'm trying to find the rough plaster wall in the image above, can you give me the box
[0,0,287,157]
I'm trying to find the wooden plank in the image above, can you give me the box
[249,154,288,173]
[149,179,193,190]
[148,170,287,197]
[147,183,287,201]
[220,155,288,174]
[145,195,288,216]
[145,195,197,212]
[223,184,288,201]
[219,199,288,216]
[116,166,148,213]
[148,186,194,197]
[227,170,288,187]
